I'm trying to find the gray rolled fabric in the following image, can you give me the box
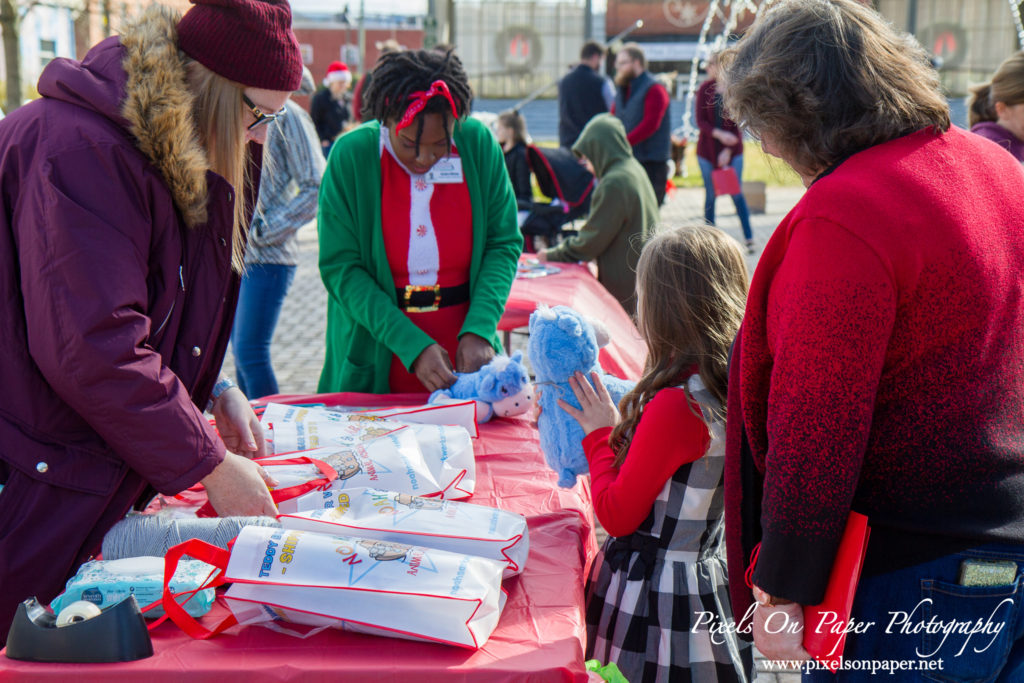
[101,513,281,560]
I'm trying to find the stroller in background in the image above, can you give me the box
[519,145,595,253]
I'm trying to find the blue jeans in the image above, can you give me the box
[804,542,1024,682]
[230,263,296,400]
[698,154,753,240]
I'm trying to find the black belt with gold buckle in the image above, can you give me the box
[396,283,470,313]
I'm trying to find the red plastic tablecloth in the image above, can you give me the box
[501,259,646,380]
[0,393,600,683]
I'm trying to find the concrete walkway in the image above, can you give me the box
[220,182,808,682]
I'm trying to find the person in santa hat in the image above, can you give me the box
[311,60,352,157]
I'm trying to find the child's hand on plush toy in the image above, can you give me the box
[558,371,621,434]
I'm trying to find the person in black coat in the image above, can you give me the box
[310,60,352,158]
[558,41,614,149]
[496,110,532,202]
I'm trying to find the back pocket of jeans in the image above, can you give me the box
[920,576,1020,682]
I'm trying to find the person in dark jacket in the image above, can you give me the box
[0,0,302,644]
[611,43,672,206]
[968,51,1024,162]
[496,109,532,202]
[558,40,613,149]
[310,60,352,158]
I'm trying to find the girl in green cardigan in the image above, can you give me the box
[317,49,522,394]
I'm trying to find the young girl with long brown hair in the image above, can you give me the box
[558,224,752,682]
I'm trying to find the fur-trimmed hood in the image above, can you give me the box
[36,6,208,227]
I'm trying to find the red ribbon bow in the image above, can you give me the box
[396,80,459,131]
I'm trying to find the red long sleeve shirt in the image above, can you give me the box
[582,386,708,537]
[610,83,671,148]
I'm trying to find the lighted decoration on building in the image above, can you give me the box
[664,0,709,29]
[495,26,543,72]
[918,22,967,70]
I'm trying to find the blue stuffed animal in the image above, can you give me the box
[527,305,636,487]
[428,350,535,422]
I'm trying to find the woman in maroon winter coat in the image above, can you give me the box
[721,0,1024,674]
[0,0,302,642]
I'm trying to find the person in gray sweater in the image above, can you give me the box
[230,67,326,398]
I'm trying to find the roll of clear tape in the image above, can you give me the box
[55,600,103,627]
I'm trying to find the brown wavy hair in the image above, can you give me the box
[608,225,748,466]
[969,51,1024,127]
[719,0,949,177]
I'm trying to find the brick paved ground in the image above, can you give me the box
[220,182,807,682]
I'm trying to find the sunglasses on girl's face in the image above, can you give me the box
[243,94,287,130]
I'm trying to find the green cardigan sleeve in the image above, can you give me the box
[458,118,522,346]
[318,125,434,371]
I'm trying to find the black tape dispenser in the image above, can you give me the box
[5,595,153,663]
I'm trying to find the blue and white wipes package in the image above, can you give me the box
[51,556,216,618]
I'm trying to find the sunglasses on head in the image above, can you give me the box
[243,94,287,130]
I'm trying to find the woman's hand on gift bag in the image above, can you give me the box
[751,585,811,662]
[413,343,458,392]
[456,332,495,373]
[201,452,278,517]
[558,371,620,435]
[212,386,267,458]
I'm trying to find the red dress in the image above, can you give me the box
[380,129,473,392]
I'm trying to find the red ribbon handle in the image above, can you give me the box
[195,456,339,518]
[395,79,459,131]
[162,538,238,639]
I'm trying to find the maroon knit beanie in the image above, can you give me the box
[177,0,302,92]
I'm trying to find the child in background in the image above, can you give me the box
[558,224,753,682]
[496,109,533,203]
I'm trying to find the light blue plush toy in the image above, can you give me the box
[428,350,535,422]
[528,305,636,487]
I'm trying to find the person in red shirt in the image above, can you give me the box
[695,52,754,252]
[558,225,753,682]
[721,0,1024,673]
[610,43,672,205]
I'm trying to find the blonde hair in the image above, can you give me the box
[969,52,1024,127]
[721,0,949,176]
[186,59,251,273]
[609,224,748,466]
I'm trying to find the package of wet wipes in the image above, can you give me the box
[162,526,507,648]
[278,488,528,577]
[52,556,215,618]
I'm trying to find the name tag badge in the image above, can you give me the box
[426,157,464,184]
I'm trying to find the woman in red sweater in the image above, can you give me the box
[721,0,1024,674]
[560,225,753,682]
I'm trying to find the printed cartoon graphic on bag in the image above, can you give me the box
[279,487,529,577]
[270,431,449,514]
[260,404,476,500]
[261,404,404,452]
[161,526,508,648]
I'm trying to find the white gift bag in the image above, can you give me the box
[279,488,528,577]
[197,453,339,517]
[269,431,446,514]
[162,526,507,649]
[261,404,476,499]
[346,400,479,437]
[261,404,406,453]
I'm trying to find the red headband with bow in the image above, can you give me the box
[395,80,459,131]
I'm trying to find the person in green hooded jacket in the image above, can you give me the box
[538,114,659,314]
